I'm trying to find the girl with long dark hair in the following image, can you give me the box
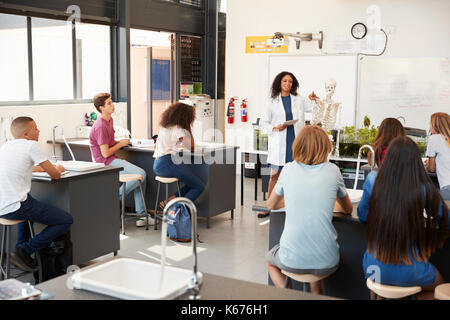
[357,118,406,221]
[368,117,406,168]
[364,136,449,299]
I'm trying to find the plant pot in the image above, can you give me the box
[338,142,361,158]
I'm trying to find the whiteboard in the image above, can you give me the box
[269,55,358,127]
[358,57,450,130]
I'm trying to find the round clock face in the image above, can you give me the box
[351,23,367,39]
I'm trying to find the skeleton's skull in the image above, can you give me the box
[325,78,336,96]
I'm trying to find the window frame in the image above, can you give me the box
[157,0,204,10]
[0,12,113,106]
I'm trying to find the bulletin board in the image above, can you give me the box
[268,55,359,127]
[358,57,450,130]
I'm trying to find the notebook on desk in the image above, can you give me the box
[56,161,105,172]
[32,171,68,178]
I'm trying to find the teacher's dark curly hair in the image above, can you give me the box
[271,71,299,99]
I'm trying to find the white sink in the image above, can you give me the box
[70,258,202,300]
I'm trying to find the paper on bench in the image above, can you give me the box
[32,171,68,178]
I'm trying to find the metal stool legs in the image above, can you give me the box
[284,276,290,288]
[283,276,308,292]
[137,181,149,230]
[28,221,42,284]
[120,180,148,234]
[0,226,5,280]
[121,181,126,235]
[153,182,161,231]
[283,276,326,295]
[0,221,42,283]
[0,224,11,280]
[153,181,181,231]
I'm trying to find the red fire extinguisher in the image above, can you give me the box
[227,97,238,124]
[240,99,248,122]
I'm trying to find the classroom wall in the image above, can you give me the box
[0,102,127,158]
[225,0,450,155]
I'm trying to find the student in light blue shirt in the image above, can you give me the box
[266,125,353,295]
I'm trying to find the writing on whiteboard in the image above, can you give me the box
[438,58,450,105]
[367,78,435,109]
[359,57,450,130]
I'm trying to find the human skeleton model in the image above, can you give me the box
[312,78,342,132]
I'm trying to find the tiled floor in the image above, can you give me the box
[103,174,271,285]
[11,175,271,286]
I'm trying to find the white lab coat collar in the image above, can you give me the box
[261,93,314,166]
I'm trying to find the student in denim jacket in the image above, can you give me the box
[362,136,448,300]
[357,118,406,221]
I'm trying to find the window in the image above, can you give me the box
[0,14,29,101]
[75,23,111,100]
[0,13,112,105]
[31,18,73,100]
[179,0,202,7]
[162,0,203,8]
[219,0,227,13]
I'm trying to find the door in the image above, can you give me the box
[130,29,175,139]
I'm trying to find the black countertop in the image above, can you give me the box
[36,256,338,300]
[49,139,239,155]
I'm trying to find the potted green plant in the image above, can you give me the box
[337,116,377,158]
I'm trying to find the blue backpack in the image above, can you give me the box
[167,203,192,242]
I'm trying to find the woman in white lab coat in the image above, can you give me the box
[258,71,318,218]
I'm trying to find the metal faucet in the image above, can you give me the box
[353,144,375,190]
[162,197,201,300]
[396,116,406,125]
[52,125,63,163]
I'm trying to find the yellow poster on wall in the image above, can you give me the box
[245,36,289,54]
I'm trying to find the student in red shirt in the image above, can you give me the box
[89,93,153,227]
[368,118,406,168]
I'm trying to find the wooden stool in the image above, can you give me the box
[153,176,181,230]
[0,218,42,283]
[119,173,149,234]
[282,270,327,294]
[366,278,422,300]
[434,283,450,300]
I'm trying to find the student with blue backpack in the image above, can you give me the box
[153,103,205,242]
[153,102,205,206]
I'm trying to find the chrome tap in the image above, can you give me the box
[52,125,63,163]
[396,116,406,126]
[162,197,201,300]
[353,144,375,190]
